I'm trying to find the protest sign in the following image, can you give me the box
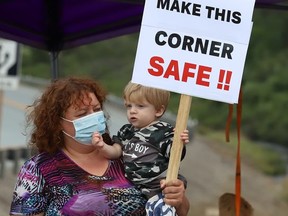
[132,0,255,103]
[131,0,256,182]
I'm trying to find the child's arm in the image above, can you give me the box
[92,132,122,159]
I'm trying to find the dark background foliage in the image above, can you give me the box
[21,9,288,148]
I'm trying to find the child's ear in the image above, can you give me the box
[156,105,165,117]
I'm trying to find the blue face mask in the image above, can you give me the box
[62,111,106,145]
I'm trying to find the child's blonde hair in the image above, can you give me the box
[219,193,253,216]
[123,81,170,112]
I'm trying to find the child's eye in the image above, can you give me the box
[137,104,145,108]
[126,104,132,108]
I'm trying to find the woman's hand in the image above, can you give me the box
[160,179,190,216]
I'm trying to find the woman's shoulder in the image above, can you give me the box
[20,151,66,176]
[26,151,63,166]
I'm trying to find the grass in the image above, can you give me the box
[282,178,288,202]
[200,128,287,176]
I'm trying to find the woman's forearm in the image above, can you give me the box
[175,195,190,216]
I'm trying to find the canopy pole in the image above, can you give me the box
[50,51,59,80]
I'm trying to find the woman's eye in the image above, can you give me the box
[94,108,101,112]
[76,113,86,117]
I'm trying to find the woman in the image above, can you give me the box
[10,77,190,216]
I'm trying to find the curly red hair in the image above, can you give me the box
[27,77,107,154]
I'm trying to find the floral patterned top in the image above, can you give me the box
[10,151,146,216]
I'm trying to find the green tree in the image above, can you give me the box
[21,9,288,148]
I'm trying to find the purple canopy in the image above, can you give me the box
[0,0,287,52]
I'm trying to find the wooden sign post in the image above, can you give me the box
[166,94,192,181]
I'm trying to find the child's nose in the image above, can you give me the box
[130,106,137,113]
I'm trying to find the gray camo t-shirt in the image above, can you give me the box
[113,121,186,198]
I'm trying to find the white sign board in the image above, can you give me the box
[0,39,20,90]
[132,0,255,103]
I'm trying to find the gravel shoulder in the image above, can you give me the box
[181,135,288,216]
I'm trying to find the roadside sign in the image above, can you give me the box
[0,38,20,90]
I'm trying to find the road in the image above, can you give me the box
[0,86,39,148]
[1,84,288,216]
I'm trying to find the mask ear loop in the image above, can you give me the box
[61,116,73,132]
[61,116,73,122]
[62,130,93,145]
[61,117,76,141]
[62,130,74,139]
[225,88,242,216]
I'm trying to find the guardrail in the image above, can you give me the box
[0,147,31,178]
